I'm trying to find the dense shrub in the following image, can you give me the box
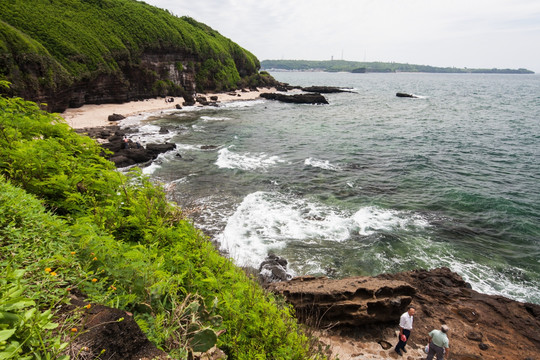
[0,88,326,359]
[0,0,262,101]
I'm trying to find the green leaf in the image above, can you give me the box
[0,328,16,342]
[188,328,217,353]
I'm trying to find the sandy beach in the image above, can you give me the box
[61,88,276,129]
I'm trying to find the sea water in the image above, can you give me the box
[120,72,540,304]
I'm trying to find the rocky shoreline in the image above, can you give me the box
[65,267,540,360]
[70,90,539,360]
[268,267,540,360]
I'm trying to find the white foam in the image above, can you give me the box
[304,157,341,171]
[220,99,265,108]
[200,116,232,122]
[192,124,206,132]
[218,191,351,267]
[352,206,430,236]
[215,147,285,171]
[217,192,432,268]
[141,150,179,175]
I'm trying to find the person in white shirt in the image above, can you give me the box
[394,306,415,356]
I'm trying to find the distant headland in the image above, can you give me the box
[261,59,535,74]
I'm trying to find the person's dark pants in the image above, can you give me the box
[395,329,411,353]
[426,341,445,360]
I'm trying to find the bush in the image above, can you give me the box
[0,90,327,359]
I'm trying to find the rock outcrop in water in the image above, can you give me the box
[268,267,540,360]
[77,126,177,168]
[260,92,329,104]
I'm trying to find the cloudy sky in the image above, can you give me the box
[143,0,540,72]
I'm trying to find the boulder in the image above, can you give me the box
[145,143,176,156]
[260,92,328,104]
[267,275,414,328]
[196,96,209,105]
[107,113,125,121]
[259,254,292,284]
[182,94,196,106]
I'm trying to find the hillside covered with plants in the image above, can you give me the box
[0,0,270,112]
[261,59,534,74]
[0,83,327,359]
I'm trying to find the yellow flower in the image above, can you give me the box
[70,251,76,255]
[71,328,78,333]
[84,304,91,309]
[50,272,57,276]
[92,257,98,261]
[45,268,52,273]
[91,278,97,283]
[109,285,117,291]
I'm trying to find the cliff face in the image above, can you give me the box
[269,268,540,360]
[0,0,263,113]
[64,51,198,110]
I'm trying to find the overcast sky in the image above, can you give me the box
[143,0,540,72]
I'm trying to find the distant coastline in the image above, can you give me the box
[261,59,535,74]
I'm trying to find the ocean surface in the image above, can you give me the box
[120,71,540,304]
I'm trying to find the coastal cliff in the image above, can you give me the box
[0,0,275,112]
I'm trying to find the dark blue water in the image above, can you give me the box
[122,72,540,304]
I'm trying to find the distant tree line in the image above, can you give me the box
[261,59,534,74]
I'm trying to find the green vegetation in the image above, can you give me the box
[261,59,535,74]
[0,85,326,359]
[0,0,262,106]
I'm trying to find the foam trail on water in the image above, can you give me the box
[216,147,285,171]
[352,206,429,235]
[220,99,265,108]
[200,116,232,122]
[304,157,341,171]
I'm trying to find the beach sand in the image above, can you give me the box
[61,88,276,129]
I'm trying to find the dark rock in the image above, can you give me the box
[107,113,125,121]
[302,86,348,93]
[378,340,392,350]
[479,343,489,351]
[109,155,135,168]
[182,94,196,106]
[159,127,169,134]
[200,145,218,150]
[210,95,218,101]
[196,96,209,105]
[396,92,418,98]
[145,143,176,156]
[260,92,328,104]
[275,84,290,92]
[259,254,292,284]
[175,104,182,109]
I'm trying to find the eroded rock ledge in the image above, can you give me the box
[268,267,540,360]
